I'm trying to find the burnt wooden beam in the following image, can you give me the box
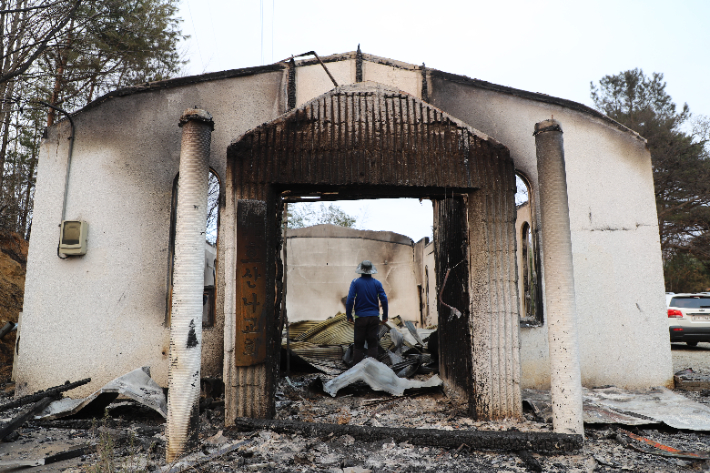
[0,378,90,413]
[228,418,583,454]
[0,396,55,440]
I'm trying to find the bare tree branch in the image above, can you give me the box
[0,0,80,85]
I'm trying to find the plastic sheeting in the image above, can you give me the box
[323,358,442,397]
[524,386,710,431]
[37,366,167,420]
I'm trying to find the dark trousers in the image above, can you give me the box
[353,316,380,364]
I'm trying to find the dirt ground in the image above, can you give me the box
[0,231,26,381]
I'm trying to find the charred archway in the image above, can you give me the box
[224,82,520,422]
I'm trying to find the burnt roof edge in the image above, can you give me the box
[67,63,286,119]
[429,70,645,143]
[52,50,644,144]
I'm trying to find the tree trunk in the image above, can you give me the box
[20,138,37,235]
[47,17,74,126]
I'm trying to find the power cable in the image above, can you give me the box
[185,0,204,72]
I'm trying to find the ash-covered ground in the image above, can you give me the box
[2,367,710,473]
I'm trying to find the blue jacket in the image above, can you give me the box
[345,275,388,319]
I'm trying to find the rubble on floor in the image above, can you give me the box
[524,385,710,430]
[322,358,442,397]
[2,372,710,471]
[283,313,438,377]
[675,367,710,391]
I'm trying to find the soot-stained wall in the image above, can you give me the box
[16,51,672,399]
[429,73,672,389]
[16,69,285,396]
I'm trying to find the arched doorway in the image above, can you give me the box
[223,82,520,421]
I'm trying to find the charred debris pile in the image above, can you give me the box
[283,313,438,379]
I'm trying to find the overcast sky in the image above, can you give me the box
[178,0,710,241]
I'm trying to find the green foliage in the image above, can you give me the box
[285,203,358,229]
[664,253,710,293]
[0,0,185,237]
[591,69,710,266]
[43,0,185,110]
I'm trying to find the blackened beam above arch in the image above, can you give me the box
[228,82,512,190]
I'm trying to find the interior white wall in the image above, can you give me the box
[285,225,421,323]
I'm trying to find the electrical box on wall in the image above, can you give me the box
[59,220,88,256]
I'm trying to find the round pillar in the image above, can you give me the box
[167,109,214,461]
[534,119,584,435]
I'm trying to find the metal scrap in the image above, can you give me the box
[617,428,710,460]
[674,367,710,391]
[0,396,55,441]
[524,386,710,431]
[0,445,94,469]
[283,313,438,378]
[404,320,425,347]
[0,377,90,412]
[38,366,167,420]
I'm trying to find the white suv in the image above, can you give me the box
[667,293,710,346]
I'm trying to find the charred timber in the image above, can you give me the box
[0,396,55,440]
[229,418,583,454]
[0,378,90,412]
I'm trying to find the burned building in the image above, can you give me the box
[14,51,672,437]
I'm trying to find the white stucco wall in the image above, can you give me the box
[285,225,421,323]
[430,78,672,389]
[362,60,421,99]
[295,57,354,108]
[16,70,286,396]
[421,240,438,326]
[17,51,673,397]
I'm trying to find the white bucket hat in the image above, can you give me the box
[355,260,377,274]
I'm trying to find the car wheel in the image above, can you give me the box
[687,341,698,347]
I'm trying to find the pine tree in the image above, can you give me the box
[0,0,184,236]
[591,69,710,291]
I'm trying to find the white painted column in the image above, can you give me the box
[167,109,214,461]
[534,119,584,435]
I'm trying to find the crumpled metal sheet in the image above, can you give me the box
[287,341,350,374]
[286,320,321,339]
[284,314,398,374]
[293,314,354,345]
[388,327,405,355]
[323,358,442,397]
[404,321,425,347]
[37,366,167,420]
[524,386,710,430]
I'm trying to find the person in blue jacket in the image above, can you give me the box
[345,260,388,364]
